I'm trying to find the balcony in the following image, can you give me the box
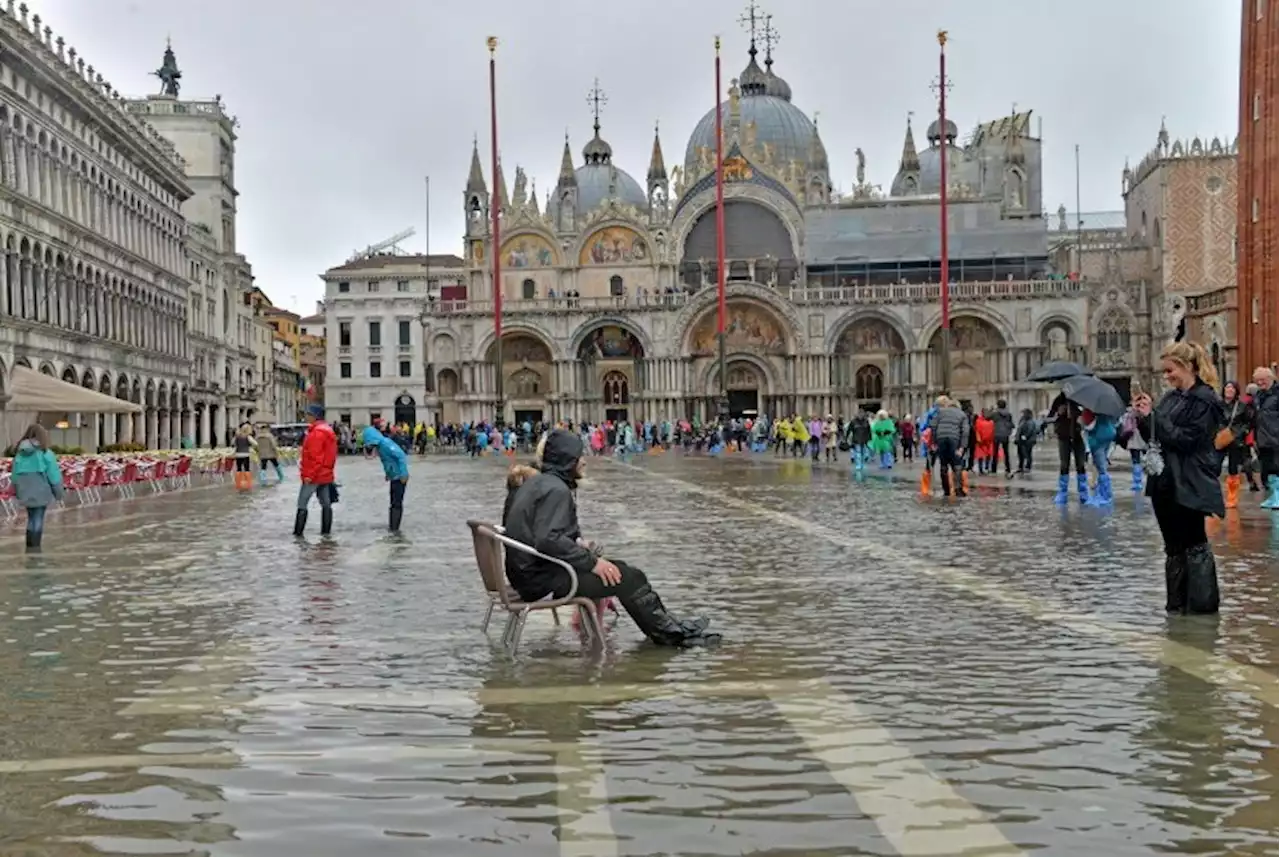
[397,343,413,354]
[338,345,351,356]
[427,279,1088,317]
[368,345,383,355]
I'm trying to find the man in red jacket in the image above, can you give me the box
[295,404,338,536]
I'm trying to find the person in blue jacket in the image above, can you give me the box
[10,424,65,551]
[361,425,410,531]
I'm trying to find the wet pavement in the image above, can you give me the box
[0,452,1276,856]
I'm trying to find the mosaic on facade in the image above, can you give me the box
[580,226,648,265]
[490,334,553,364]
[689,303,787,357]
[929,316,1004,351]
[502,234,556,268]
[835,319,905,353]
[579,325,644,359]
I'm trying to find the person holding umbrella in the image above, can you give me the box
[1028,361,1096,504]
[1060,374,1127,506]
[1133,341,1225,615]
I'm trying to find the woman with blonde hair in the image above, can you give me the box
[10,423,64,551]
[1133,340,1225,614]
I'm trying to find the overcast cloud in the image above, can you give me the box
[39,0,1240,314]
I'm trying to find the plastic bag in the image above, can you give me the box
[1142,441,1165,477]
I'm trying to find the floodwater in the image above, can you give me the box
[0,451,1275,856]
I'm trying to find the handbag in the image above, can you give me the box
[1213,401,1239,451]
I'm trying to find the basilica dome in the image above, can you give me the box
[574,127,648,212]
[683,50,817,173]
[916,142,966,195]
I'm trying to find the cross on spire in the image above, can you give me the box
[587,78,607,135]
[762,13,779,63]
[739,1,762,49]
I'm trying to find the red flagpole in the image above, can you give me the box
[937,29,952,393]
[714,36,728,419]
[488,36,504,425]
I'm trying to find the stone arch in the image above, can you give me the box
[60,365,77,384]
[157,381,170,410]
[508,367,545,398]
[601,369,630,406]
[145,378,157,409]
[828,310,912,354]
[671,184,803,269]
[681,199,797,284]
[569,317,652,360]
[1038,318,1076,362]
[430,332,458,365]
[39,361,56,377]
[854,364,885,400]
[928,315,1007,351]
[130,377,142,404]
[926,314,1008,395]
[1036,313,1082,347]
[80,367,96,389]
[476,323,558,363]
[115,373,130,399]
[919,305,1016,350]
[98,372,112,394]
[14,356,32,369]
[436,368,460,397]
[703,353,778,396]
[0,355,6,399]
[673,282,803,356]
[685,298,792,358]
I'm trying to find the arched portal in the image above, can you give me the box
[486,331,556,425]
[681,200,797,289]
[712,361,766,417]
[928,315,1007,403]
[436,368,460,425]
[393,393,416,427]
[833,317,908,408]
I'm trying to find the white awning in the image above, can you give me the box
[3,366,143,414]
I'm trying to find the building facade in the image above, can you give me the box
[422,33,1099,425]
[321,252,466,427]
[1237,0,1279,373]
[0,5,195,448]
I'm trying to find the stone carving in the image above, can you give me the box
[855,147,866,186]
[154,42,181,98]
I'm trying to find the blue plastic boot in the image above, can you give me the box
[881,450,893,469]
[256,468,267,487]
[1054,474,1069,505]
[1263,475,1280,510]
[275,463,285,482]
[1093,472,1113,506]
[853,447,865,471]
[1076,473,1090,504]
[1131,466,1143,493]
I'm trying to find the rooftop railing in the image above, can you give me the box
[427,279,1087,316]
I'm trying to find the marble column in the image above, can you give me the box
[214,406,228,447]
[199,407,210,447]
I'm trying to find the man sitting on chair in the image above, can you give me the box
[502,429,719,647]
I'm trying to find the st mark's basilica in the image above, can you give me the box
[420,17,1126,427]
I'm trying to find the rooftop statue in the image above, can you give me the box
[154,41,181,98]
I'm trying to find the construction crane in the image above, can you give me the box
[348,227,416,262]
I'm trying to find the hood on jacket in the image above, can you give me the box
[361,426,386,446]
[540,429,584,485]
[16,439,42,456]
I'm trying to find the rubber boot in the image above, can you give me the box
[623,584,719,647]
[958,470,969,496]
[257,468,268,487]
[1225,474,1240,510]
[1164,552,1187,614]
[939,467,952,497]
[24,530,35,551]
[920,468,932,495]
[275,463,285,482]
[1054,474,1069,505]
[1131,466,1144,493]
[389,507,402,532]
[1262,475,1279,510]
[1076,473,1089,504]
[293,509,307,536]
[1096,472,1113,505]
[320,508,333,536]
[1183,543,1220,614]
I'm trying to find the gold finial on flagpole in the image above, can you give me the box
[937,29,948,47]
[487,36,498,54]
[715,35,721,54]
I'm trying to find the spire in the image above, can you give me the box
[557,132,577,186]
[737,2,768,97]
[760,13,791,100]
[466,136,487,193]
[899,114,920,171]
[582,79,613,165]
[647,120,667,182]
[527,178,541,218]
[495,155,509,210]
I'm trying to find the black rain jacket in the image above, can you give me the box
[992,407,1015,442]
[1139,379,1226,517]
[502,429,595,601]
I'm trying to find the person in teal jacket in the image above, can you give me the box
[361,425,409,531]
[10,424,64,551]
[869,409,898,469]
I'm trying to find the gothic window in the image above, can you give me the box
[854,364,884,400]
[521,278,536,300]
[610,275,625,297]
[468,197,482,222]
[902,176,917,195]
[1095,309,1132,352]
[1041,323,1071,361]
[602,370,629,405]
[510,368,542,398]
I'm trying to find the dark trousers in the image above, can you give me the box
[1226,445,1248,475]
[1151,493,1208,556]
[389,478,406,510]
[1016,441,1034,471]
[995,438,1012,473]
[900,439,913,461]
[572,558,650,601]
[1057,436,1087,475]
[936,437,963,493]
[1259,447,1279,480]
[25,504,46,535]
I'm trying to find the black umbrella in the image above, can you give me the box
[1025,361,1093,383]
[1060,374,1126,418]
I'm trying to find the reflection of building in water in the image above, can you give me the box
[418,8,1181,424]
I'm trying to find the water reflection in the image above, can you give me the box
[0,454,1273,854]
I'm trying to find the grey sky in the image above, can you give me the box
[41,0,1240,315]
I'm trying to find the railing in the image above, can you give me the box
[427,279,1087,316]
[397,343,413,353]
[367,345,382,354]
[338,345,351,356]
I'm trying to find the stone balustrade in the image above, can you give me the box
[428,278,1087,317]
